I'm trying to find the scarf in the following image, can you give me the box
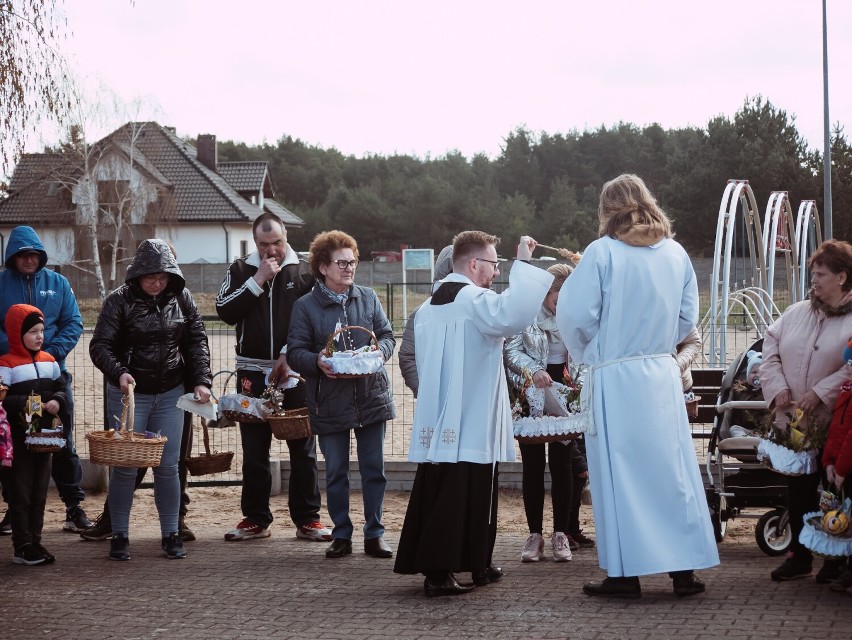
[318,280,350,306]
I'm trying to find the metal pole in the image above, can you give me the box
[823,0,833,239]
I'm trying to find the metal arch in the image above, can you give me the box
[795,201,824,300]
[708,180,768,367]
[762,191,801,306]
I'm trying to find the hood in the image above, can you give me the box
[4,303,43,357]
[4,226,48,271]
[434,245,454,282]
[125,239,185,294]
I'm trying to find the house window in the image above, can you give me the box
[240,240,248,257]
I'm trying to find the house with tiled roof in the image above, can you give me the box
[0,122,303,268]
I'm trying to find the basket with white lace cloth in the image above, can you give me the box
[513,382,593,444]
[756,438,819,476]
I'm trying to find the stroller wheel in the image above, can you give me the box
[711,495,728,542]
[755,508,792,556]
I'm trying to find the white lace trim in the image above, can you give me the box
[756,439,818,475]
[800,511,852,558]
[321,350,385,375]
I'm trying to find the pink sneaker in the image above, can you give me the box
[296,521,333,541]
[224,518,270,541]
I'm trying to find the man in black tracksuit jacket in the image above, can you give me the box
[216,213,330,542]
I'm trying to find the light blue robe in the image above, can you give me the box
[556,236,719,577]
[409,261,553,464]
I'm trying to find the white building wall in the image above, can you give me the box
[156,223,252,263]
[0,225,75,265]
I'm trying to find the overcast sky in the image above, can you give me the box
[37,0,852,159]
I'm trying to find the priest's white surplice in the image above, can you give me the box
[409,260,553,464]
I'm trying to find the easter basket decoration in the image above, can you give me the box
[87,385,167,468]
[320,325,384,378]
[22,392,65,453]
[185,417,234,476]
[755,408,826,476]
[217,393,271,424]
[800,491,852,559]
[512,377,593,445]
[684,391,702,419]
[264,378,312,441]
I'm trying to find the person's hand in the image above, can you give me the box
[826,464,837,488]
[270,354,291,385]
[193,385,212,404]
[836,472,846,492]
[43,399,60,415]
[578,470,589,479]
[532,370,552,388]
[798,389,822,414]
[253,252,281,286]
[772,389,792,410]
[517,236,536,261]
[119,372,136,394]
[317,348,338,378]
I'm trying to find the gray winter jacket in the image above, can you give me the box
[287,284,396,434]
[503,310,584,391]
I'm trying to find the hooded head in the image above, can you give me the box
[4,303,45,357]
[745,350,762,388]
[125,239,185,296]
[4,226,48,272]
[434,245,454,282]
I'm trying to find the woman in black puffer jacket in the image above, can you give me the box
[89,239,211,561]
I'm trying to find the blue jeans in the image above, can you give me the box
[318,422,387,540]
[52,370,85,509]
[106,384,184,537]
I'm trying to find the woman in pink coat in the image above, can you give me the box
[760,239,852,584]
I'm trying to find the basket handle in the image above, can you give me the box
[200,418,212,456]
[327,325,378,353]
[119,384,135,435]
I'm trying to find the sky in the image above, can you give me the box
[27,0,852,160]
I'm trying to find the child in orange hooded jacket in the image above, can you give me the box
[0,304,67,565]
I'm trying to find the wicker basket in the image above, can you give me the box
[268,408,312,440]
[87,386,167,468]
[0,384,7,401]
[685,396,701,419]
[25,424,65,453]
[323,325,383,378]
[185,418,234,476]
[516,433,582,445]
[218,393,269,424]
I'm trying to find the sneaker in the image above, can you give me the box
[33,543,55,564]
[521,533,545,562]
[224,517,270,541]
[829,567,852,593]
[178,516,196,542]
[13,543,46,566]
[296,521,333,542]
[63,505,92,533]
[565,534,580,552]
[162,532,187,559]
[0,510,11,535]
[80,512,112,541]
[552,532,573,562]
[109,534,130,561]
[570,529,596,548]
[816,559,843,584]
[770,554,813,581]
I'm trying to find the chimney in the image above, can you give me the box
[197,134,217,171]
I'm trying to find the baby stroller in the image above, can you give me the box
[704,338,792,556]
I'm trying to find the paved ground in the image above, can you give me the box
[2,493,851,640]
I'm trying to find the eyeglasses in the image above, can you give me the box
[140,273,169,284]
[474,257,499,269]
[334,259,359,270]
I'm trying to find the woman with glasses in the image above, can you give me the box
[89,239,211,561]
[288,230,397,560]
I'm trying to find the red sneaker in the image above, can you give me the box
[296,521,333,541]
[224,518,270,541]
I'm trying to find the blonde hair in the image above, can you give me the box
[546,263,572,293]
[598,174,672,245]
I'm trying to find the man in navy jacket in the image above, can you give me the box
[0,226,90,534]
